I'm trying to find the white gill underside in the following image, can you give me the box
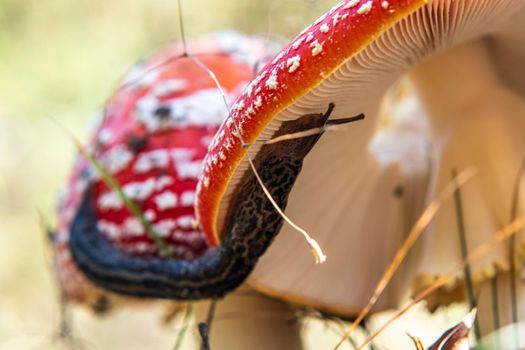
[217,0,521,313]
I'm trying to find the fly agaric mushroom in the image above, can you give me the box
[61,0,525,346]
[193,0,525,341]
[53,31,277,311]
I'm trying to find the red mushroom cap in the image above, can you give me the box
[196,0,425,245]
[195,0,525,318]
[53,31,277,306]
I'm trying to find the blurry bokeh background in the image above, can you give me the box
[0,1,469,349]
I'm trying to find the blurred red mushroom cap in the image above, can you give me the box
[53,31,277,307]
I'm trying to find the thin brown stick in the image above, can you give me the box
[332,167,477,350]
[259,114,365,146]
[247,157,326,263]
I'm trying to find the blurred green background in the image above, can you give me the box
[0,1,466,349]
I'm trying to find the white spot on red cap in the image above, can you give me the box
[246,106,255,117]
[287,55,301,73]
[224,139,233,150]
[144,209,156,221]
[201,134,214,148]
[253,96,262,109]
[245,81,255,96]
[226,118,234,128]
[265,71,278,90]
[154,191,178,210]
[135,89,229,132]
[310,40,323,56]
[97,220,122,239]
[180,191,196,207]
[171,148,195,161]
[100,144,133,174]
[98,129,113,145]
[134,149,170,174]
[152,79,187,97]
[175,159,202,180]
[258,70,268,80]
[305,33,314,43]
[123,217,144,236]
[176,215,194,229]
[153,219,176,237]
[357,1,373,14]
[381,1,390,9]
[155,176,174,192]
[332,13,341,26]
[343,0,360,9]
[235,100,245,111]
[134,242,150,253]
[97,191,123,211]
[319,23,329,33]
[292,36,306,50]
[123,178,156,201]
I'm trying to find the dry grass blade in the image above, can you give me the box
[247,157,326,263]
[173,303,193,350]
[48,117,173,258]
[355,218,524,350]
[508,158,525,326]
[332,167,477,350]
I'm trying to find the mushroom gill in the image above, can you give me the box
[196,0,525,328]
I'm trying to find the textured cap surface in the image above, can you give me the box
[53,31,277,305]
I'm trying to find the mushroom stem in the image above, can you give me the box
[193,286,303,349]
[69,113,331,300]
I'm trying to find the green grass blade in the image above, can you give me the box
[451,168,481,339]
[173,303,194,350]
[50,117,173,258]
